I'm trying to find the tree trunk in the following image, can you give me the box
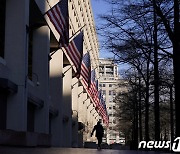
[153,0,160,141]
[138,77,143,141]
[145,60,150,141]
[173,0,180,138]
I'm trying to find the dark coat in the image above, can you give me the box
[92,124,104,138]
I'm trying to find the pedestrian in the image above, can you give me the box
[91,120,104,149]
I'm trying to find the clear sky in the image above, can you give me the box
[91,0,129,74]
[91,0,113,59]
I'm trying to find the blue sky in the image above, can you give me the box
[91,0,113,59]
[91,0,130,74]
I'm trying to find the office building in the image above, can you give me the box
[0,0,99,147]
[99,58,125,144]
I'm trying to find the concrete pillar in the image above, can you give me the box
[49,49,63,147]
[78,87,87,124]
[77,86,85,147]
[62,65,72,147]
[32,26,50,134]
[71,78,79,147]
[86,99,92,141]
[5,0,30,131]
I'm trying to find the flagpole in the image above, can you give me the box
[49,26,86,59]
[46,0,52,9]
[62,65,74,77]
[69,24,86,41]
[83,98,89,104]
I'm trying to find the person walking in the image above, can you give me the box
[91,121,104,149]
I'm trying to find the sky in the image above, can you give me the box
[91,0,130,74]
[91,0,113,59]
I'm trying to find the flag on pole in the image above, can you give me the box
[98,90,109,126]
[80,52,91,86]
[64,32,83,75]
[45,0,69,46]
[87,70,96,96]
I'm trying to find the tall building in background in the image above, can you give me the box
[99,58,124,144]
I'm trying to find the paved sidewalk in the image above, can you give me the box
[0,146,172,154]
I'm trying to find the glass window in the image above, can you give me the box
[0,0,6,58]
[102,90,106,95]
[109,90,113,95]
[103,84,105,87]
[109,84,112,87]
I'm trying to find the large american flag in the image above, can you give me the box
[45,0,69,46]
[80,52,91,85]
[64,32,83,75]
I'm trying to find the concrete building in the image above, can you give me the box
[0,0,100,147]
[99,58,123,144]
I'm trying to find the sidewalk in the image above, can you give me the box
[0,146,173,154]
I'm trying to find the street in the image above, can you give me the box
[0,146,172,154]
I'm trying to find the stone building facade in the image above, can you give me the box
[0,0,99,147]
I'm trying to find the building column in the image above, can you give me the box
[49,49,63,147]
[86,99,93,141]
[71,78,79,147]
[31,26,50,134]
[5,0,29,131]
[62,65,72,147]
[77,85,85,147]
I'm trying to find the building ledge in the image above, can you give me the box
[0,78,18,93]
[49,106,58,117]
[28,93,44,109]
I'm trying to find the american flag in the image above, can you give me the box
[45,0,69,46]
[64,32,83,75]
[87,70,96,96]
[82,70,99,107]
[80,52,91,85]
[98,90,109,126]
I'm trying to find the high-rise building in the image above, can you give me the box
[99,58,123,144]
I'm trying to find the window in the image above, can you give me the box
[0,0,6,58]
[99,84,102,87]
[113,91,116,95]
[102,84,105,87]
[109,84,112,87]
[109,106,112,110]
[113,119,116,124]
[109,90,112,95]
[102,90,106,95]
